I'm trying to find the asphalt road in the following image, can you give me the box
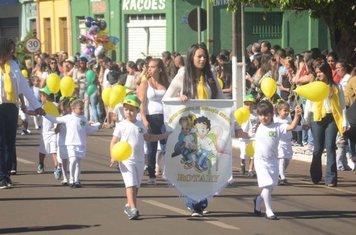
[1,128,355,235]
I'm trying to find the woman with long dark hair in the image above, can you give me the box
[163,43,225,216]
[0,38,44,189]
[304,60,349,187]
[137,58,170,184]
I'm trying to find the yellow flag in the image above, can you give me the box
[197,73,208,99]
[0,61,16,103]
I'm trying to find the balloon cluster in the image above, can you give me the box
[46,73,75,97]
[79,16,120,57]
[86,70,97,96]
[101,84,126,109]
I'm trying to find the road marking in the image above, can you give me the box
[17,157,35,164]
[143,199,240,230]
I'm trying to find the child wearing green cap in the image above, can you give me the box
[239,94,258,177]
[37,87,61,179]
[110,94,170,220]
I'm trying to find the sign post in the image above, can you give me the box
[24,37,41,54]
[188,7,207,44]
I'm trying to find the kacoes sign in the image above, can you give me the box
[122,0,166,11]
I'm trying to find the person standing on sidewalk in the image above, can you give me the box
[304,61,349,187]
[137,58,169,184]
[0,37,44,189]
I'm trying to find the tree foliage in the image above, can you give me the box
[14,31,36,68]
[226,0,356,64]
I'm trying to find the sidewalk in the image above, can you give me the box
[232,138,356,169]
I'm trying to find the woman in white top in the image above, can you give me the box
[137,58,170,184]
[162,43,225,217]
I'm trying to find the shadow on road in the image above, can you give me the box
[0,224,101,234]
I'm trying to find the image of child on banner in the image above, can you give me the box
[171,114,196,169]
[191,116,218,172]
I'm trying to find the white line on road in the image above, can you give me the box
[17,157,35,164]
[143,199,240,230]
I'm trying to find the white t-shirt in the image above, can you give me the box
[254,122,288,187]
[45,113,98,147]
[113,119,146,163]
[125,74,137,90]
[254,122,287,161]
[41,102,57,138]
[239,111,258,142]
[56,123,67,147]
[274,116,302,159]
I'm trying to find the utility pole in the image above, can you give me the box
[232,4,244,108]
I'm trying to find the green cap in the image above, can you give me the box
[243,94,256,103]
[123,94,141,108]
[40,86,52,96]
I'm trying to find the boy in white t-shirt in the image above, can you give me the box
[37,86,60,179]
[45,99,101,188]
[110,94,169,220]
[238,94,258,177]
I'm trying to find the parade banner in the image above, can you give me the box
[163,99,234,201]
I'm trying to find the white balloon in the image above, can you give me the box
[94,44,104,57]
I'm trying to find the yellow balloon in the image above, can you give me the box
[47,73,61,94]
[43,102,59,117]
[260,77,277,98]
[60,76,75,97]
[294,81,329,102]
[21,69,28,78]
[218,78,223,89]
[111,141,132,161]
[101,86,112,106]
[234,107,250,125]
[109,85,126,108]
[246,141,255,157]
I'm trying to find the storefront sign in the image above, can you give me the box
[122,0,166,11]
[212,0,228,6]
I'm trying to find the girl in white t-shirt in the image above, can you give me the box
[45,99,101,188]
[110,94,169,220]
[253,100,301,220]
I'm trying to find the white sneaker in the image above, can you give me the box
[147,178,156,185]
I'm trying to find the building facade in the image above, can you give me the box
[37,0,72,55]
[0,0,21,41]
[16,0,331,61]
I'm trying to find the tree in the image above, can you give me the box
[227,0,356,65]
[14,31,36,68]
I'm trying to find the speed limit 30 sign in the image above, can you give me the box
[25,38,41,53]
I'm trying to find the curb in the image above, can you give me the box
[232,138,355,168]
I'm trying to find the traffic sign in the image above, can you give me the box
[188,8,207,31]
[25,38,41,53]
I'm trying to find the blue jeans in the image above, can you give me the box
[89,91,101,123]
[302,127,314,145]
[310,114,338,185]
[0,104,18,183]
[146,114,166,178]
[186,198,208,213]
